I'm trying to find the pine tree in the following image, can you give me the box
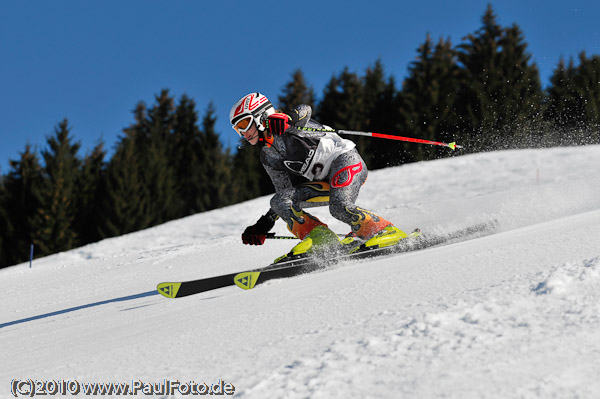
[0,176,13,267]
[277,69,316,113]
[545,53,600,144]
[98,104,150,238]
[545,58,579,131]
[496,23,544,145]
[103,90,179,230]
[0,145,43,266]
[172,94,206,217]
[455,5,543,150]
[139,90,178,224]
[454,4,504,146]
[74,142,106,246]
[198,102,233,210]
[575,54,600,135]
[33,119,81,256]
[318,68,370,164]
[319,68,365,129]
[362,60,400,168]
[231,143,269,203]
[398,35,460,162]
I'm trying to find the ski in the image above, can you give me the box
[156,255,316,298]
[156,221,496,298]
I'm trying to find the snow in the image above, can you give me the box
[1,145,600,398]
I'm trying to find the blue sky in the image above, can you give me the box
[2,0,599,173]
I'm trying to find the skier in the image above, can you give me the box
[230,92,407,263]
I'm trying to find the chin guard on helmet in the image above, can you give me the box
[261,129,275,147]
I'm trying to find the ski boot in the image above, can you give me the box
[274,225,342,264]
[340,231,365,249]
[361,225,408,249]
[347,208,409,253]
[274,211,342,264]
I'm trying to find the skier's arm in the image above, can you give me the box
[265,104,314,136]
[290,104,312,127]
[241,209,278,245]
[241,160,291,246]
[261,154,294,192]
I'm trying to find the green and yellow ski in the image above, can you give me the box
[156,221,496,298]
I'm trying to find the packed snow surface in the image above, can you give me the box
[2,145,600,398]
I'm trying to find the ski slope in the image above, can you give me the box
[1,145,600,398]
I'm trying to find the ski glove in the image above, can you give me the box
[242,213,276,245]
[266,113,292,136]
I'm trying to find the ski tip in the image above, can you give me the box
[448,142,457,150]
[410,228,422,237]
[234,272,261,290]
[157,282,181,298]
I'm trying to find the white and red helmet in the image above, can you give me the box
[229,92,275,136]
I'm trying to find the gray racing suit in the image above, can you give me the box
[258,105,382,238]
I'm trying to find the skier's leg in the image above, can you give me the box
[270,184,341,263]
[328,150,407,246]
[270,185,329,240]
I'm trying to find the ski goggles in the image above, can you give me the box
[232,115,253,136]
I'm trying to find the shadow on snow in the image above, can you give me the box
[0,290,159,329]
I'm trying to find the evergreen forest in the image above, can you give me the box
[1,6,600,268]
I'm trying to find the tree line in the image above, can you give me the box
[1,5,599,267]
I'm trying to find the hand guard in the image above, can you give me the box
[266,113,292,136]
[241,213,276,245]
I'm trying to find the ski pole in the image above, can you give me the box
[266,232,347,240]
[298,127,462,150]
[266,233,297,240]
[339,130,462,150]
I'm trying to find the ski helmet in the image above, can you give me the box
[229,92,275,136]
